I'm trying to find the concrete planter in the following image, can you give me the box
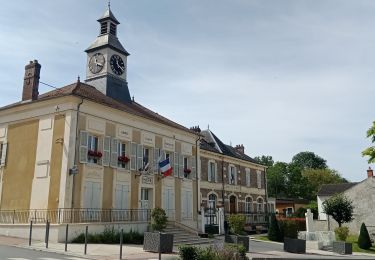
[225,234,249,252]
[283,237,306,253]
[333,241,352,255]
[143,232,173,253]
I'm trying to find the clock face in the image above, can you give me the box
[89,53,105,74]
[110,54,125,75]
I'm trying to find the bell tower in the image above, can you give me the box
[85,5,131,103]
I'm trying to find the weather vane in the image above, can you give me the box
[108,0,111,10]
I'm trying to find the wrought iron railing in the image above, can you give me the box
[0,208,151,224]
[226,212,271,225]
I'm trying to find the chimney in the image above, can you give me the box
[367,167,373,178]
[235,144,245,154]
[22,60,41,101]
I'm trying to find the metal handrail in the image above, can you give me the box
[0,208,151,224]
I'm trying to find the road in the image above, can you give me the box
[0,245,86,260]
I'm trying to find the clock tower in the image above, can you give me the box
[85,6,131,103]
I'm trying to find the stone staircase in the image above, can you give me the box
[164,224,215,246]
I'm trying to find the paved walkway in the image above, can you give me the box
[1,235,375,259]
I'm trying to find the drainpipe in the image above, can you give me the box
[71,97,84,209]
[195,135,201,231]
[221,157,225,219]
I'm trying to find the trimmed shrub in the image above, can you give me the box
[151,207,168,231]
[358,223,372,249]
[71,228,143,244]
[334,226,349,242]
[268,214,282,242]
[228,214,246,235]
[280,220,298,239]
[178,245,198,260]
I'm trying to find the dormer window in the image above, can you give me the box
[100,22,108,34]
[110,23,117,36]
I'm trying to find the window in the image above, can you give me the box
[229,165,237,185]
[208,161,216,182]
[0,143,3,165]
[245,197,252,213]
[130,143,137,170]
[143,148,150,170]
[117,142,129,169]
[88,135,99,164]
[100,22,108,34]
[245,168,251,187]
[257,198,264,213]
[208,194,217,210]
[110,23,117,35]
[183,157,189,178]
[257,170,262,189]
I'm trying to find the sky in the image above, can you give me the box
[0,0,374,182]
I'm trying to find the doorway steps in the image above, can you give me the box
[164,224,217,246]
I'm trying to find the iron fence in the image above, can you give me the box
[0,208,151,224]
[226,212,271,225]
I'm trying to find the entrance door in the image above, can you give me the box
[83,181,101,221]
[140,188,149,221]
[229,195,236,214]
[163,187,175,220]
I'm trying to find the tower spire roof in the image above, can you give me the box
[98,8,120,25]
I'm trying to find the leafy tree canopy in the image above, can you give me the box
[322,194,354,227]
[291,151,327,170]
[362,121,375,163]
[254,155,274,167]
[267,162,288,198]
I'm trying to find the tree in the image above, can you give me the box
[266,162,288,198]
[254,155,274,167]
[302,168,348,197]
[285,163,313,199]
[151,207,168,231]
[291,151,327,170]
[358,223,372,249]
[268,214,282,242]
[362,121,375,163]
[322,194,354,227]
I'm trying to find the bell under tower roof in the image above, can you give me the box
[85,5,129,56]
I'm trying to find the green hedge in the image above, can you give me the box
[178,244,248,260]
[71,227,143,244]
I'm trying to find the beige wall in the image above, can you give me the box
[47,115,65,210]
[0,120,39,210]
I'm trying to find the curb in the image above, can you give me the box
[250,238,283,245]
[15,244,95,259]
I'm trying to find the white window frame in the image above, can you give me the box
[0,142,5,167]
[257,170,262,189]
[208,193,217,210]
[117,141,130,170]
[88,134,100,164]
[257,197,264,213]
[229,165,237,185]
[208,160,217,182]
[245,197,252,213]
[183,156,189,178]
[245,168,251,187]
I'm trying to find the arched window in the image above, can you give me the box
[245,197,252,213]
[257,197,264,213]
[208,194,217,210]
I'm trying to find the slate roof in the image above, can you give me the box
[200,129,261,165]
[0,81,197,135]
[317,183,358,196]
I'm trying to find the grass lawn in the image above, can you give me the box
[253,235,272,242]
[347,235,375,254]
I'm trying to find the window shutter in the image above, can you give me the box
[102,136,111,167]
[154,148,160,173]
[130,143,137,170]
[257,171,261,188]
[228,166,231,184]
[215,163,218,182]
[137,144,143,171]
[235,167,237,185]
[190,156,196,180]
[110,138,119,168]
[97,137,103,165]
[79,131,88,163]
[125,142,130,170]
[208,162,212,182]
[0,143,7,167]
[178,154,183,178]
[174,153,179,177]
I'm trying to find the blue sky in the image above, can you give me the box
[0,0,374,181]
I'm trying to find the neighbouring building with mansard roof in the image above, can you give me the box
[0,6,268,239]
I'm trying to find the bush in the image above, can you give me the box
[151,207,168,231]
[197,246,217,260]
[280,220,298,239]
[224,244,247,260]
[228,214,246,235]
[178,245,198,260]
[71,228,143,244]
[358,223,372,249]
[268,214,282,242]
[335,226,349,242]
[294,207,307,218]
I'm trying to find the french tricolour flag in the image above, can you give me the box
[159,157,173,177]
